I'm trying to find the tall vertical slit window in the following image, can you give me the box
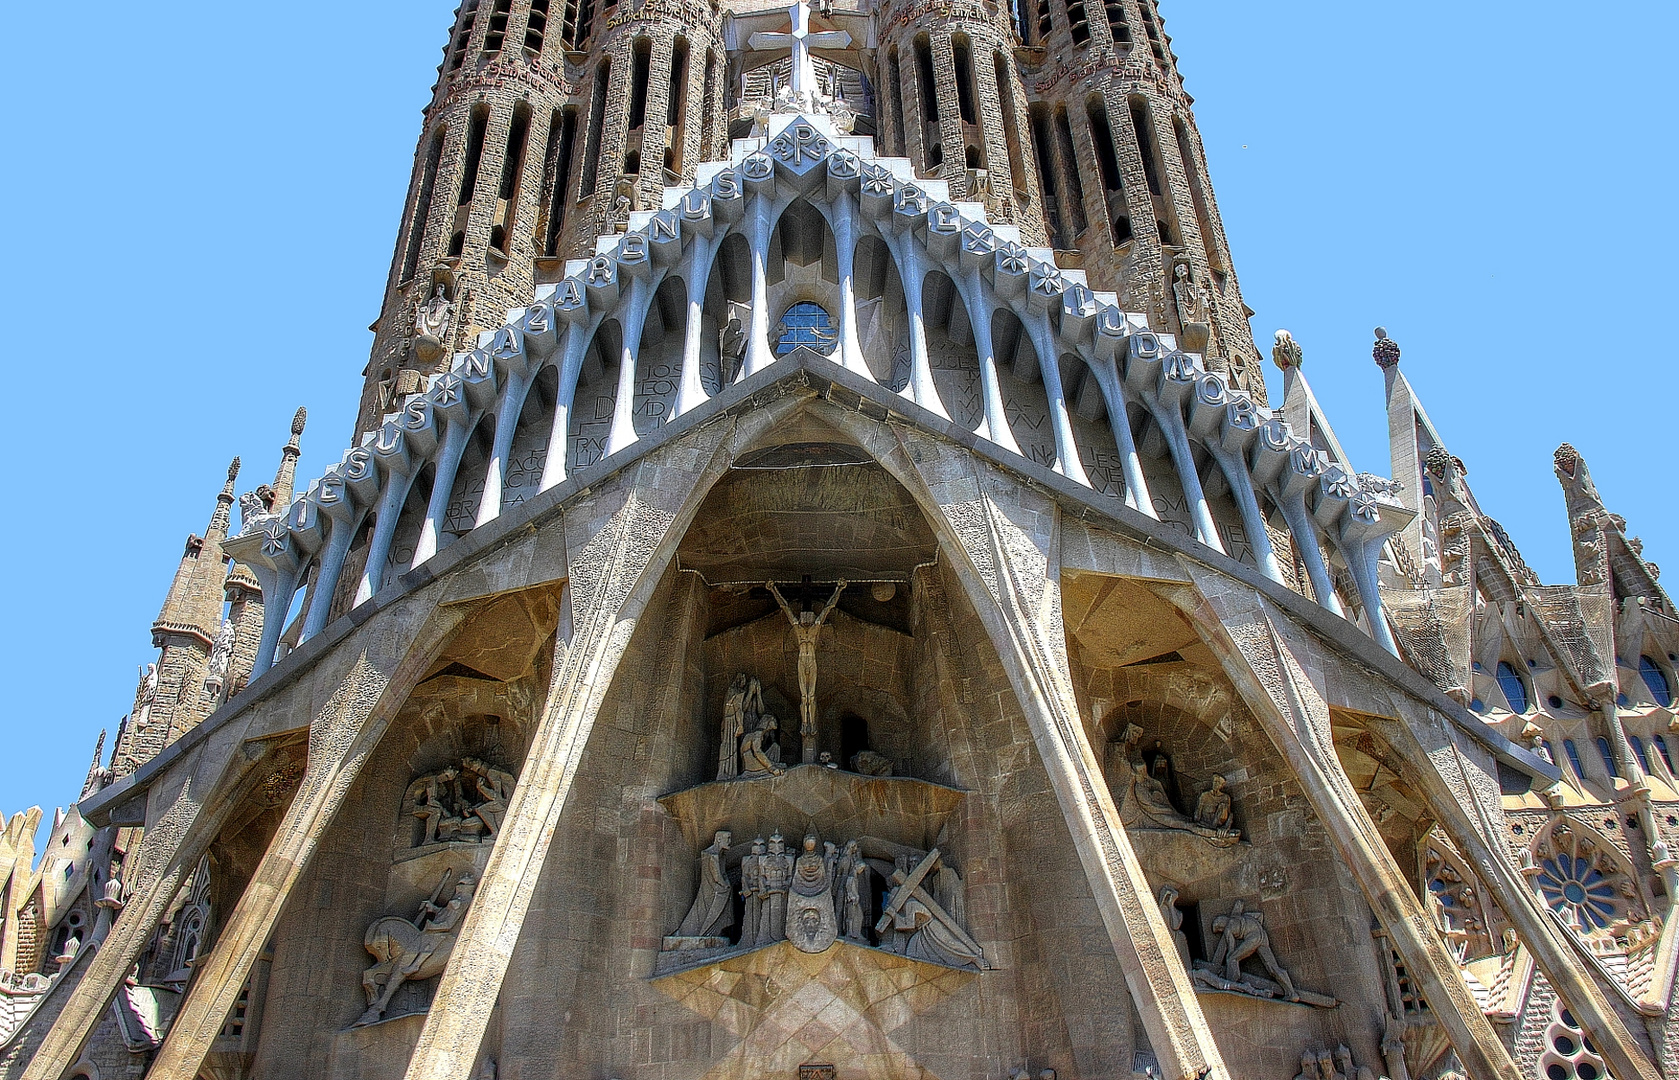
[1105,0,1131,45]
[699,51,718,163]
[490,103,532,256]
[1035,0,1052,45]
[451,105,490,256]
[914,36,941,169]
[1053,107,1086,236]
[447,0,481,72]
[914,36,939,124]
[994,53,1028,199]
[483,0,513,57]
[581,60,610,198]
[1029,105,1064,247]
[628,39,652,131]
[1009,0,1029,45]
[403,126,447,282]
[953,36,977,125]
[1173,116,1221,271]
[1127,97,1161,197]
[540,108,577,255]
[666,38,690,177]
[525,0,550,56]
[888,48,907,156]
[1086,97,1129,246]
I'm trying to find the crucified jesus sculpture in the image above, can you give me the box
[767,580,847,763]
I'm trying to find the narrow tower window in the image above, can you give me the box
[1029,105,1065,247]
[402,126,447,283]
[490,102,533,256]
[525,0,550,56]
[699,51,718,163]
[667,38,690,177]
[628,38,652,134]
[540,108,577,255]
[580,60,610,197]
[1139,0,1167,63]
[914,36,939,124]
[1053,106,1086,236]
[888,48,907,156]
[1009,0,1029,45]
[953,35,977,125]
[483,0,513,57]
[1087,97,1130,246]
[450,105,490,256]
[1174,115,1223,272]
[994,53,1028,197]
[565,0,596,48]
[1066,0,1090,46]
[1035,0,1052,44]
[1128,97,1161,197]
[447,0,481,72]
[1105,0,1131,45]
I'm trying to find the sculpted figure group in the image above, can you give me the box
[405,757,518,847]
[663,831,986,971]
[1157,886,1336,1009]
[1117,730,1240,847]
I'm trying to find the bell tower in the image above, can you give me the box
[1013,0,1264,401]
[354,0,728,436]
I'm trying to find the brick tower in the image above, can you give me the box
[1015,0,1263,399]
[354,0,726,435]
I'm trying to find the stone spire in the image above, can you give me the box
[80,730,109,800]
[271,407,307,509]
[153,458,241,643]
[113,458,243,773]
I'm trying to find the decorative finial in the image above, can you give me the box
[1372,327,1400,369]
[1272,329,1303,371]
[291,407,308,437]
[227,457,241,484]
[1553,443,1580,476]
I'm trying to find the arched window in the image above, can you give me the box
[775,302,837,355]
[1496,661,1528,713]
[490,102,533,256]
[1641,656,1672,707]
[952,35,977,125]
[401,125,447,282]
[1654,735,1675,774]
[1563,739,1584,779]
[580,59,610,198]
[1596,738,1620,778]
[450,105,491,256]
[627,38,652,135]
[539,107,577,255]
[1630,735,1651,774]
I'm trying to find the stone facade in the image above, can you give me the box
[5,5,1678,1080]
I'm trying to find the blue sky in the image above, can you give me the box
[0,1,1672,846]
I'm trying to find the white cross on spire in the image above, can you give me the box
[748,1,852,114]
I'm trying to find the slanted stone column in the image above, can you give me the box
[402,406,789,1080]
[1167,569,1550,1080]
[22,731,298,1078]
[142,601,473,1080]
[870,425,1229,1080]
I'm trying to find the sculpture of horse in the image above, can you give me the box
[357,915,458,1025]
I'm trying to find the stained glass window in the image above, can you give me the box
[775,302,838,355]
[1641,656,1672,707]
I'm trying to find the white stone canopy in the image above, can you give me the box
[227,110,1411,676]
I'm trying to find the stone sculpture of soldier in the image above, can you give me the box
[757,833,793,944]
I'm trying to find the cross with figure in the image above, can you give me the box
[748,0,852,113]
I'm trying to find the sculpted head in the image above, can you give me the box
[803,834,819,854]
[713,830,732,851]
[752,837,766,855]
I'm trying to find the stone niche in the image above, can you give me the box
[1066,574,1394,1076]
